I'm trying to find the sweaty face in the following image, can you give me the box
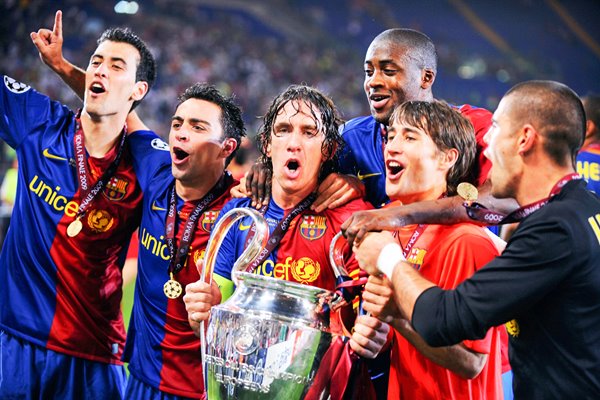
[267,100,327,205]
[384,120,450,204]
[84,40,143,118]
[364,40,426,125]
[483,96,522,200]
[169,98,226,187]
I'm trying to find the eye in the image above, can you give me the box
[171,121,181,129]
[112,64,123,70]
[383,69,397,75]
[304,129,318,137]
[90,60,101,67]
[364,68,373,77]
[193,124,206,132]
[273,127,289,137]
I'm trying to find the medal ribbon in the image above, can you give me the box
[465,173,581,224]
[72,117,127,221]
[242,193,316,273]
[165,172,232,275]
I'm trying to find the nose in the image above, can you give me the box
[285,129,302,152]
[94,62,108,78]
[366,69,384,89]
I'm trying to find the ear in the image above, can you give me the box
[439,148,458,171]
[421,69,435,90]
[131,81,149,102]
[517,124,537,155]
[265,141,272,158]
[585,120,596,141]
[220,138,238,159]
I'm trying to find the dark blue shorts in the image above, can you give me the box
[0,330,126,399]
[126,374,198,400]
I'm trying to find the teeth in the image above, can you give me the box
[388,161,401,168]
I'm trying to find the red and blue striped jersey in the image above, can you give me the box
[124,130,236,398]
[0,75,143,364]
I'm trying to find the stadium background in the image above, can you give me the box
[1,0,599,338]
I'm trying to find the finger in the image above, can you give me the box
[255,167,269,206]
[325,192,353,211]
[54,10,63,39]
[262,174,272,207]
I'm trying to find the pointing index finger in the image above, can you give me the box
[54,10,63,39]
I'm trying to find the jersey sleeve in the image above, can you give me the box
[338,124,358,176]
[127,130,171,191]
[412,215,575,347]
[0,75,71,149]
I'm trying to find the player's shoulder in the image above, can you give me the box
[340,115,376,136]
[323,198,372,223]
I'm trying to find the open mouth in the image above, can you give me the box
[386,160,404,177]
[286,160,299,171]
[90,83,106,94]
[172,147,189,162]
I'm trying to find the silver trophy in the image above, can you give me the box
[201,208,349,399]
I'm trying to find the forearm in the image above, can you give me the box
[51,58,86,100]
[387,260,436,320]
[393,318,486,379]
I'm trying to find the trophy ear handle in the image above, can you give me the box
[195,258,204,275]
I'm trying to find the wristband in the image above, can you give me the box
[377,242,405,278]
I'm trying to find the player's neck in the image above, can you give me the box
[516,165,575,205]
[175,169,223,202]
[271,182,316,210]
[80,112,126,158]
[393,183,446,206]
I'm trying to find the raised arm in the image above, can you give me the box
[30,10,86,99]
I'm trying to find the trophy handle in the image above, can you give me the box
[200,207,270,286]
[329,231,350,279]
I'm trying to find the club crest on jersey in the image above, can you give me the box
[299,215,327,241]
[506,319,520,337]
[406,247,427,270]
[201,210,219,232]
[290,257,320,284]
[103,176,129,201]
[4,76,31,94]
[87,209,114,233]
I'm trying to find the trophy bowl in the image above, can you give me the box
[204,272,346,399]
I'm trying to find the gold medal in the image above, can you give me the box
[457,182,478,202]
[67,218,83,237]
[164,272,183,299]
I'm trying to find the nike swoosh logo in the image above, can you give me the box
[239,222,252,231]
[357,171,382,180]
[151,201,166,211]
[43,148,68,161]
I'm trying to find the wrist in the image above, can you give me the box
[377,242,405,278]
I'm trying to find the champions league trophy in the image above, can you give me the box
[200,208,350,399]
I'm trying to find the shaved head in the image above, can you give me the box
[504,80,585,166]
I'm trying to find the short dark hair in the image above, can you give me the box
[390,100,476,195]
[505,80,585,167]
[257,85,344,182]
[97,27,157,110]
[374,29,438,74]
[176,83,246,167]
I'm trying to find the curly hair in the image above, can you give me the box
[256,85,344,182]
